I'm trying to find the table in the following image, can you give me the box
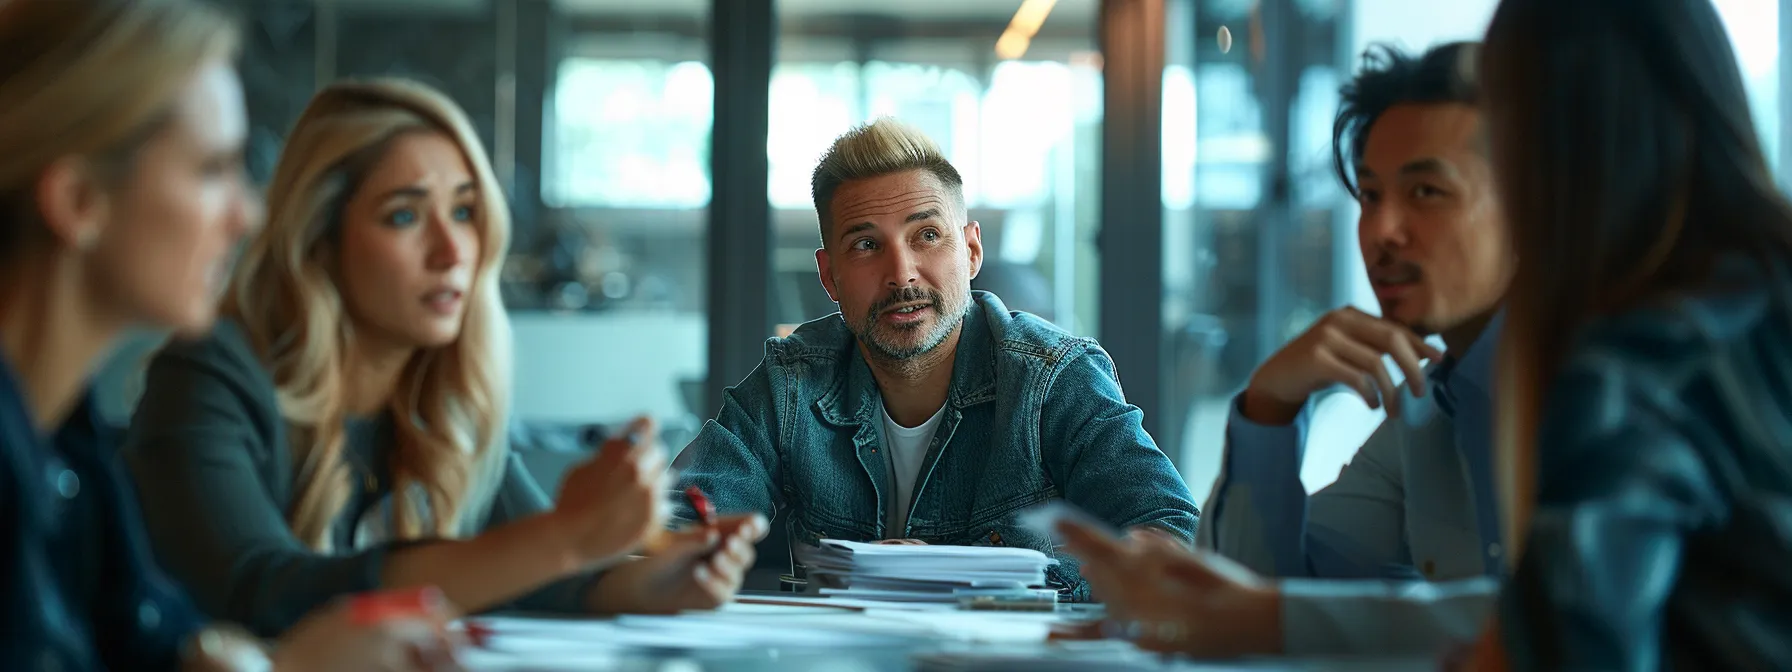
[457,593,1435,672]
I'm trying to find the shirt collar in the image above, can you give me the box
[1426,308,1505,418]
[0,350,109,452]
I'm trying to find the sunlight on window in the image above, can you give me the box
[767,63,860,209]
[760,59,1095,211]
[1712,0,1781,170]
[547,58,712,209]
[981,62,1076,207]
[1162,65,1197,211]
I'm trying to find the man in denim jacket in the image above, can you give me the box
[671,119,1199,599]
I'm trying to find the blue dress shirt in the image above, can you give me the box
[1198,311,1507,654]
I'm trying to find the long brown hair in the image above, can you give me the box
[1481,0,1792,554]
[223,80,513,550]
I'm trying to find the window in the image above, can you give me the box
[771,5,1104,334]
[547,58,713,208]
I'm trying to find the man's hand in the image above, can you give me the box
[1059,519,1282,658]
[1242,306,1444,424]
[589,514,769,614]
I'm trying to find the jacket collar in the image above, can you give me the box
[816,291,1004,427]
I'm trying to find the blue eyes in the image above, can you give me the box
[384,205,477,227]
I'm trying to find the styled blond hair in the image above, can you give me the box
[224,79,513,550]
[809,118,965,243]
[0,0,237,247]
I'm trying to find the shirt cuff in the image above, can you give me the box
[1223,392,1312,481]
[1278,577,1497,656]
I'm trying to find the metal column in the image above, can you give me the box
[706,0,777,415]
[1097,0,1169,443]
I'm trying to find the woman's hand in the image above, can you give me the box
[1060,521,1283,658]
[550,416,670,568]
[589,513,769,614]
[182,588,465,672]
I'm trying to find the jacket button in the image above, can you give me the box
[53,469,80,499]
[1487,543,1503,559]
[1422,560,1436,577]
[38,650,61,672]
[139,601,161,629]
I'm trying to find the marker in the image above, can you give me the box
[348,586,444,626]
[463,621,494,649]
[685,485,716,526]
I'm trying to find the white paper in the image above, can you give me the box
[732,593,959,611]
[802,540,1056,607]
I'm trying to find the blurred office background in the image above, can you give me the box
[96,0,1784,515]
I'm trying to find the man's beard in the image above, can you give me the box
[852,285,967,361]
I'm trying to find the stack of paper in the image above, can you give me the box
[457,612,925,670]
[802,539,1056,603]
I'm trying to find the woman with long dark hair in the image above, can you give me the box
[1479,0,1792,667]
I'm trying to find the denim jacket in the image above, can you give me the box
[672,291,1199,600]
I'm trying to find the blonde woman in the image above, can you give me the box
[0,0,464,670]
[122,79,765,636]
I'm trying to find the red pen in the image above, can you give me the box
[685,485,716,527]
[348,586,444,625]
[463,620,494,649]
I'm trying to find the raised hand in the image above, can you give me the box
[550,416,670,567]
[1242,306,1445,423]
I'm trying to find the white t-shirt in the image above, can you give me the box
[880,403,947,537]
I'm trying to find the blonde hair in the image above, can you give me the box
[809,117,965,243]
[0,0,237,245]
[224,79,513,550]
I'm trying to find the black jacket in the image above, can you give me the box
[0,360,203,671]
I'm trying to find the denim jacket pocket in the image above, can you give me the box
[964,514,1084,598]
[791,507,875,546]
[956,488,1083,597]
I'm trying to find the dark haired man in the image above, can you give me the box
[1060,41,1514,657]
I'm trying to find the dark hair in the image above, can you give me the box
[1332,41,1481,197]
[1483,0,1792,560]
[1484,0,1792,364]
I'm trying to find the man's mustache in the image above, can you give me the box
[866,287,941,321]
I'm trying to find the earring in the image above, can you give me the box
[75,229,99,251]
